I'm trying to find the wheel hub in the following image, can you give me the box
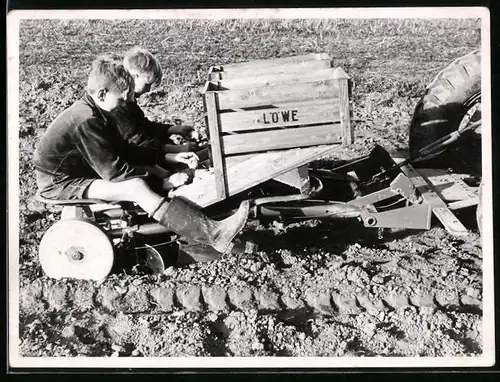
[66,247,85,262]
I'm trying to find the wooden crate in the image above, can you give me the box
[172,54,353,208]
[207,52,333,81]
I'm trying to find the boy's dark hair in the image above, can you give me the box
[123,46,162,87]
[86,55,134,96]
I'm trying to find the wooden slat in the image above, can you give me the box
[216,59,332,80]
[220,98,337,113]
[216,68,338,90]
[222,53,331,70]
[204,92,227,200]
[336,69,353,146]
[274,165,311,194]
[219,99,340,133]
[339,78,352,146]
[225,153,256,168]
[224,145,339,198]
[201,80,213,94]
[171,145,343,208]
[204,67,216,84]
[216,79,340,110]
[222,123,343,155]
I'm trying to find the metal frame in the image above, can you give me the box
[37,145,479,248]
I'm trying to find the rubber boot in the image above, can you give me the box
[152,197,250,253]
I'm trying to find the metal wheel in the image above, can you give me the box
[135,244,165,274]
[39,220,114,281]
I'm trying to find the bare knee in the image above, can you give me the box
[126,177,149,193]
[122,177,156,201]
[122,177,163,213]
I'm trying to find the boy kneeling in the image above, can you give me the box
[33,56,248,254]
[111,46,206,170]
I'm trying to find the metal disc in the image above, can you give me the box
[39,220,114,281]
[136,244,165,274]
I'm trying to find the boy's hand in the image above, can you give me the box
[165,152,199,169]
[177,152,199,169]
[162,172,190,190]
[168,124,194,138]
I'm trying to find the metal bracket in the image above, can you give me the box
[347,187,397,207]
[360,204,432,230]
[60,205,94,221]
[390,173,422,204]
[391,152,471,236]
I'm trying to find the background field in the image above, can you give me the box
[16,18,484,358]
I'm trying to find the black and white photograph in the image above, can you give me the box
[7,8,494,368]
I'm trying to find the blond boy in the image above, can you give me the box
[112,46,204,172]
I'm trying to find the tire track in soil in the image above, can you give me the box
[18,219,483,357]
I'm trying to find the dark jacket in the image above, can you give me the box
[110,98,174,151]
[33,92,165,182]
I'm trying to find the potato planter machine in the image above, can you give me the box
[36,53,482,281]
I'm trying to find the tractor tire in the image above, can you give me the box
[409,49,481,166]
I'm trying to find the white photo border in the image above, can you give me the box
[7,7,494,369]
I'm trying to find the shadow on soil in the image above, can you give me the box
[203,321,233,356]
[443,328,482,354]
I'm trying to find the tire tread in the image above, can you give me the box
[409,49,481,159]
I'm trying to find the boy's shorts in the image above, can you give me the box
[35,170,96,200]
